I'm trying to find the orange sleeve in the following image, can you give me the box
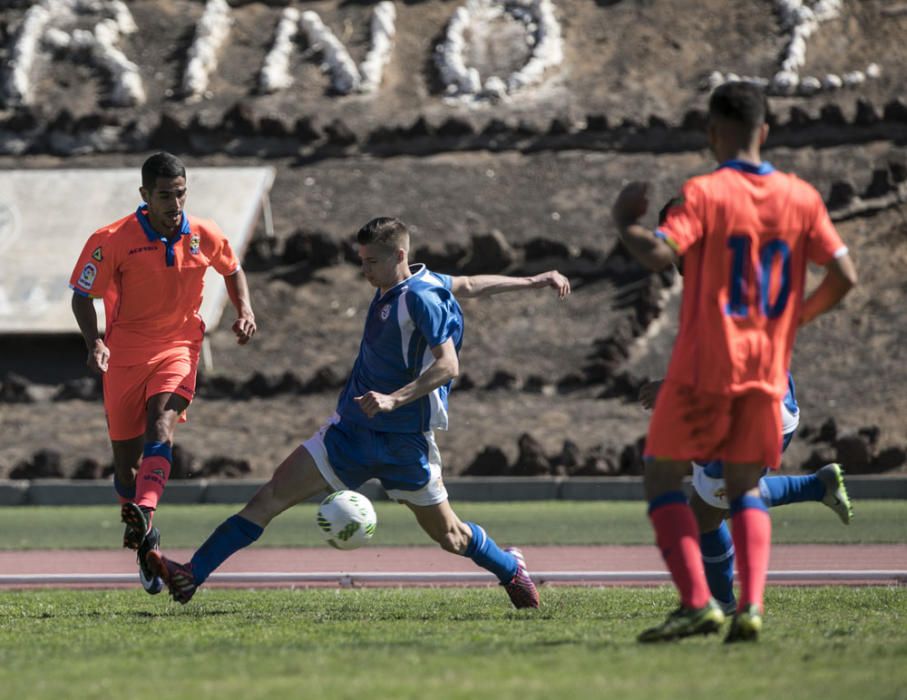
[205,221,240,276]
[805,186,846,265]
[654,180,704,255]
[69,231,115,298]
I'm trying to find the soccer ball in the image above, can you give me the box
[316,490,377,550]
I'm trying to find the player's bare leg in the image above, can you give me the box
[147,444,331,604]
[239,445,331,528]
[406,500,539,608]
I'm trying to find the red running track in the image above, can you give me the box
[1,545,905,589]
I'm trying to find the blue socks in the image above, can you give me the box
[700,522,735,608]
[190,514,263,585]
[759,474,825,507]
[463,521,518,583]
[113,475,136,501]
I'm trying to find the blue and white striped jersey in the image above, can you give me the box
[336,264,464,433]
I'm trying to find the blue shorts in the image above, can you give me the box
[303,414,448,506]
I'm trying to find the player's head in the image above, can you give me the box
[140,152,187,232]
[356,217,411,289]
[707,81,769,160]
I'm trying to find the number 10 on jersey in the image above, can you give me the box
[726,235,791,319]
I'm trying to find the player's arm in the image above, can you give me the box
[799,252,858,326]
[354,338,458,418]
[71,292,109,373]
[612,181,678,272]
[223,268,257,345]
[448,271,570,299]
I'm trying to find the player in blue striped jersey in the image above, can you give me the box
[147,216,570,607]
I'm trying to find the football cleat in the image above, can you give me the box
[724,604,763,643]
[502,546,540,609]
[144,550,198,605]
[137,526,164,595]
[817,463,853,525]
[638,599,725,643]
[121,502,152,550]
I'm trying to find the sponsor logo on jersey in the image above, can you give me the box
[91,246,103,261]
[189,233,200,255]
[77,263,97,290]
[128,245,158,256]
[380,304,391,321]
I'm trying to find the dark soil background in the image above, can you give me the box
[1,0,905,480]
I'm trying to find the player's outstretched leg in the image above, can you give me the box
[408,502,539,609]
[758,463,853,524]
[137,526,164,595]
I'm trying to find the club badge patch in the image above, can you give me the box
[189,233,200,255]
[91,246,103,261]
[380,304,391,321]
[77,263,97,290]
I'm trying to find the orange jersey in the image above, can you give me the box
[656,160,846,397]
[70,206,239,366]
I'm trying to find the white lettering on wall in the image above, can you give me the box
[707,1,881,96]
[434,0,563,101]
[182,0,233,101]
[4,0,142,107]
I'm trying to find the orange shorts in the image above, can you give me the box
[644,380,782,469]
[102,346,199,441]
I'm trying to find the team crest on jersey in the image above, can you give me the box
[77,263,97,290]
[380,304,392,321]
[91,246,103,262]
[189,233,201,255]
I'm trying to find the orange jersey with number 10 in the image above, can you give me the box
[69,206,239,367]
[655,160,846,398]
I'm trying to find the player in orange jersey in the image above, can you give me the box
[69,152,257,594]
[611,82,857,643]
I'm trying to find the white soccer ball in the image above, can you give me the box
[316,490,377,550]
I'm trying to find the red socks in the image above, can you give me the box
[135,449,172,511]
[730,499,771,612]
[649,496,711,610]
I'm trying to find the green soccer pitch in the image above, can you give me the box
[0,587,904,700]
[0,500,905,549]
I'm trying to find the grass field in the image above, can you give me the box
[1,500,905,549]
[0,587,904,700]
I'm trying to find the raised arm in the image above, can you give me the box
[354,338,459,418]
[612,181,678,272]
[224,268,257,344]
[449,270,570,299]
[799,253,858,327]
[71,292,109,373]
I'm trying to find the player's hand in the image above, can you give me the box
[612,181,651,227]
[354,391,398,418]
[232,314,256,345]
[638,379,663,410]
[529,270,571,299]
[87,339,110,374]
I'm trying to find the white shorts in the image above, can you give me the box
[303,414,449,507]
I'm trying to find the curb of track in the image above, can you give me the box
[1,475,906,505]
